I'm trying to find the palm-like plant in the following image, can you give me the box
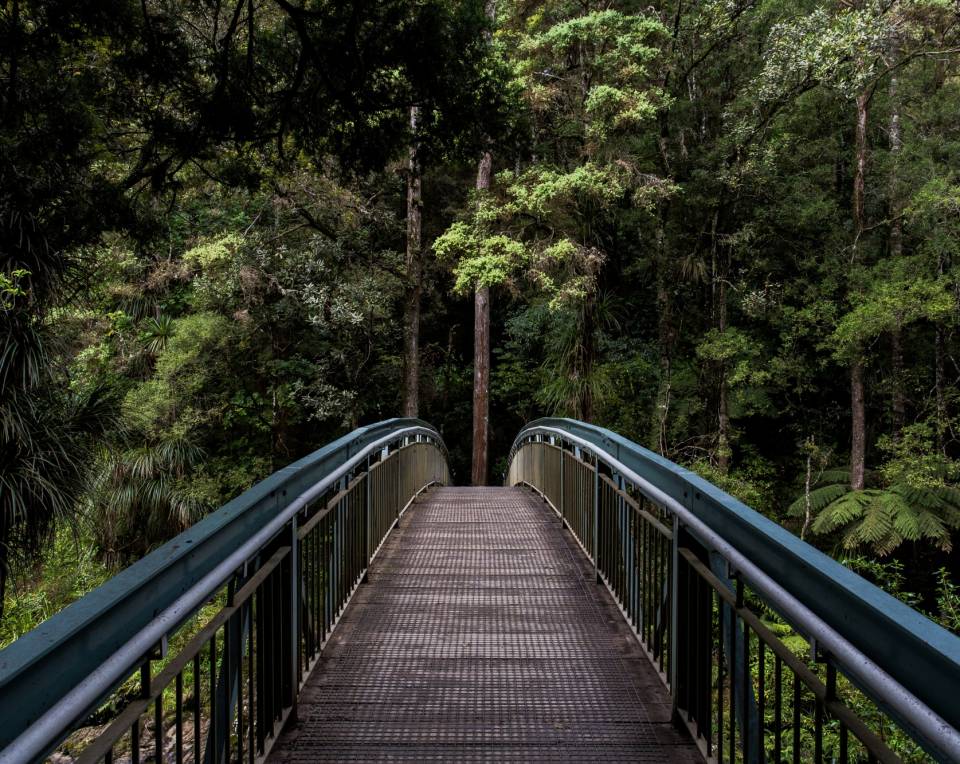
[0,373,114,619]
[538,291,621,420]
[140,315,174,355]
[789,468,960,556]
[89,436,207,565]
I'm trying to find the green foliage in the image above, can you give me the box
[3,17,960,764]
[801,461,960,555]
[690,453,778,517]
[0,527,110,649]
[140,315,174,355]
[831,267,955,360]
[123,313,235,441]
[89,438,206,565]
[0,269,29,310]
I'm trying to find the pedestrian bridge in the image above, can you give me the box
[1,419,958,763]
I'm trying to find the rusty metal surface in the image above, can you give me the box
[270,487,702,762]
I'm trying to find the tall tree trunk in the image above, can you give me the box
[888,43,906,439]
[402,105,422,417]
[936,323,947,450]
[470,1,497,485]
[891,327,905,436]
[802,450,814,541]
[710,208,732,473]
[852,91,869,256]
[653,202,674,454]
[579,293,596,422]
[717,268,730,473]
[936,252,948,450]
[472,285,490,485]
[471,150,493,485]
[851,362,866,489]
[849,89,870,490]
[651,80,676,455]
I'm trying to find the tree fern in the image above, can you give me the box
[807,481,960,556]
[787,482,849,517]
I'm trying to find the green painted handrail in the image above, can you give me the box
[510,417,960,759]
[0,417,438,751]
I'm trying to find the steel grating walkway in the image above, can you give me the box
[270,487,703,762]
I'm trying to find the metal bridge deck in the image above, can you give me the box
[270,487,702,762]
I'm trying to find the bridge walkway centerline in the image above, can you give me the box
[269,486,703,762]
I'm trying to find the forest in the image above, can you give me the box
[2,0,959,643]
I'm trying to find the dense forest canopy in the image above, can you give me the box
[2,0,959,642]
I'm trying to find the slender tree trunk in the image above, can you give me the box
[470,1,497,485]
[936,245,948,450]
[471,149,493,485]
[851,361,866,490]
[710,209,732,473]
[849,89,870,490]
[653,205,674,455]
[653,112,680,455]
[802,450,814,541]
[891,326,905,436]
[888,46,906,439]
[936,323,947,450]
[472,286,490,485]
[852,91,869,256]
[579,293,596,422]
[402,105,422,417]
[717,276,731,474]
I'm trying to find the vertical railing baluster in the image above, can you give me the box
[758,639,765,762]
[669,513,679,698]
[248,595,256,762]
[175,671,183,764]
[131,718,140,764]
[774,654,782,764]
[154,694,162,764]
[593,454,600,581]
[729,591,736,764]
[210,631,217,760]
[194,652,202,763]
[793,671,801,764]
[718,588,725,764]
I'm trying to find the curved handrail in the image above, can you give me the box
[0,418,447,761]
[509,417,960,762]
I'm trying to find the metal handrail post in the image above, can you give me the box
[669,513,679,706]
[560,445,566,528]
[395,444,401,526]
[286,514,299,718]
[593,456,600,585]
[363,458,371,583]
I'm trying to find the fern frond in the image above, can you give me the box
[931,486,960,515]
[891,505,921,542]
[788,483,850,516]
[817,468,852,485]
[854,496,894,545]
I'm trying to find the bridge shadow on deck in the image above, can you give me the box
[270,487,703,762]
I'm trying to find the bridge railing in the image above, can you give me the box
[507,418,960,764]
[0,418,449,764]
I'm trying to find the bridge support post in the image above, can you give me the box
[669,514,679,712]
[560,445,566,529]
[593,455,601,585]
[395,444,401,527]
[363,461,371,584]
[672,527,713,743]
[286,515,299,722]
